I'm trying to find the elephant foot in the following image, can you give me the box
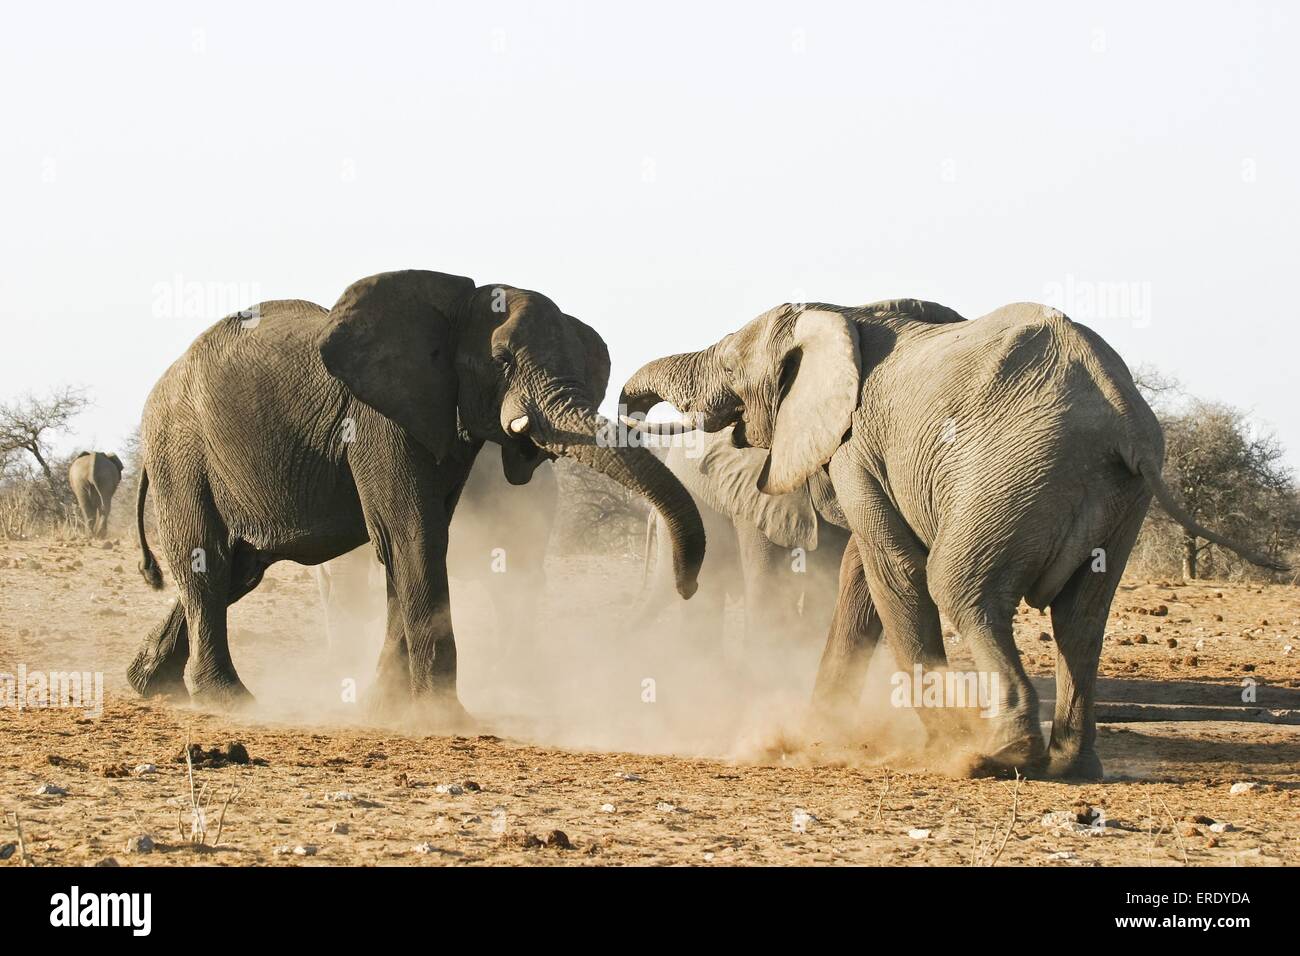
[126,653,190,703]
[961,725,1048,778]
[190,680,256,713]
[408,692,476,735]
[1043,745,1104,782]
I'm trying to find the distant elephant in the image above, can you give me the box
[635,427,849,655]
[128,270,705,724]
[622,298,1283,779]
[68,451,123,538]
[316,442,558,657]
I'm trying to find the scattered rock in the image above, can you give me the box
[1183,655,1198,666]
[463,781,481,792]
[1205,836,1220,848]
[1209,822,1234,833]
[1165,638,1178,648]
[292,844,318,856]
[614,772,644,782]
[325,791,356,802]
[1134,634,1148,644]
[133,764,158,776]
[413,842,436,854]
[1229,782,1258,795]
[330,823,349,835]
[545,829,572,849]
[0,843,15,861]
[1037,632,1052,643]
[1151,605,1169,616]
[34,783,67,796]
[600,804,616,813]
[907,828,932,840]
[656,801,679,813]
[124,835,155,854]
[791,809,817,833]
[433,783,464,796]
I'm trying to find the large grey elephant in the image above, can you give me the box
[621,298,1283,779]
[68,451,123,538]
[128,270,704,724]
[316,442,558,658]
[635,427,849,655]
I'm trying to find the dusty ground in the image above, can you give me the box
[1,536,1298,866]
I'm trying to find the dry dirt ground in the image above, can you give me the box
[1,536,1298,867]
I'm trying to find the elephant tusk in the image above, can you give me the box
[619,413,700,435]
[508,415,531,434]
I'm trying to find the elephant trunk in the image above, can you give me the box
[534,402,705,599]
[619,347,711,420]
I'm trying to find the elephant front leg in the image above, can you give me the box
[810,536,882,725]
[387,528,472,732]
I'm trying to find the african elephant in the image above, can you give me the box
[128,270,704,725]
[635,427,849,656]
[68,451,123,538]
[622,298,1283,779]
[315,442,558,659]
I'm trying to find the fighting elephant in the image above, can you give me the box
[68,451,123,538]
[622,298,1283,778]
[316,442,558,658]
[128,270,705,725]
[635,427,849,655]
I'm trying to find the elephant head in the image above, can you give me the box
[621,303,863,497]
[318,270,704,598]
[620,298,966,497]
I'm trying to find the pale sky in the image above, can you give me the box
[2,2,1296,465]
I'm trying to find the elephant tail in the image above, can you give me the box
[136,467,164,590]
[1136,458,1290,572]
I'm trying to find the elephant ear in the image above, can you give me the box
[759,309,861,495]
[319,270,475,462]
[693,428,818,550]
[107,453,124,473]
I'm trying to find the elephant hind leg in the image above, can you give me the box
[127,600,191,700]
[1046,493,1150,780]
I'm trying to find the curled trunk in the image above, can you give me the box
[536,405,705,599]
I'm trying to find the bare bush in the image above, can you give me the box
[552,459,649,557]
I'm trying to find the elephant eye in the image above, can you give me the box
[492,346,514,371]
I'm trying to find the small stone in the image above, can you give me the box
[133,763,158,776]
[1151,605,1169,616]
[600,804,615,813]
[325,791,356,802]
[791,808,818,833]
[124,835,155,854]
[224,742,250,764]
[34,783,67,796]
[908,828,932,839]
[545,829,572,849]
[0,843,15,860]
[1037,632,1052,643]
[1229,782,1258,795]
[1181,825,1200,838]
[413,842,436,854]
[433,783,464,795]
[1205,836,1220,848]
[656,801,677,813]
[1209,822,1234,833]
[614,772,644,782]
[1134,634,1148,644]
[463,781,481,792]
[94,857,120,867]
[330,823,349,835]
[292,844,318,856]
